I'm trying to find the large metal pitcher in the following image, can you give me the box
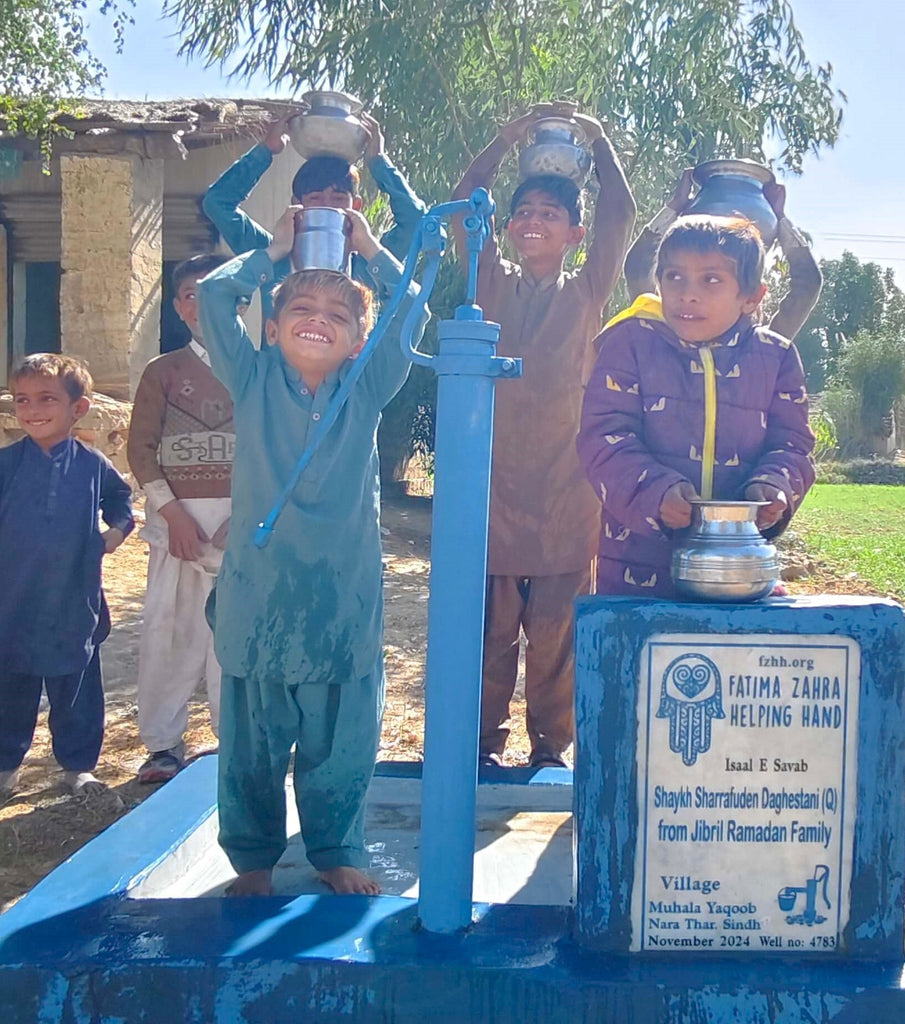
[288,90,370,163]
[685,159,778,246]
[291,207,351,273]
[518,101,592,184]
[671,500,779,602]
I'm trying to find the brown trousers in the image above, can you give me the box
[480,568,591,760]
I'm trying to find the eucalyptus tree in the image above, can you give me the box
[165,0,843,213]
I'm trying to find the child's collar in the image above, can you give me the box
[603,293,665,331]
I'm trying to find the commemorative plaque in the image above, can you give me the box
[631,633,860,953]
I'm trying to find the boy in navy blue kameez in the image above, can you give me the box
[199,205,413,896]
[0,355,133,797]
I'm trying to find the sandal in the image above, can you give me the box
[529,752,568,769]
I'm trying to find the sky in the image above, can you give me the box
[84,0,904,281]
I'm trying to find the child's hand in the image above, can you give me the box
[745,483,788,530]
[763,181,787,220]
[102,528,125,554]
[345,209,381,260]
[266,206,304,263]
[360,112,385,159]
[211,518,230,551]
[263,112,297,155]
[667,168,696,213]
[159,500,209,561]
[498,106,554,146]
[571,112,606,143]
[660,481,699,529]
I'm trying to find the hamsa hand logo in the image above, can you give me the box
[657,653,725,766]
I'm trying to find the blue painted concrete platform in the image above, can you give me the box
[2,752,904,1021]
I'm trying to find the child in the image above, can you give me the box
[452,106,635,768]
[197,204,414,896]
[577,216,816,597]
[203,110,426,315]
[128,254,238,783]
[624,169,822,340]
[0,355,133,797]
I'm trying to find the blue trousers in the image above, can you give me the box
[217,660,384,875]
[0,647,104,772]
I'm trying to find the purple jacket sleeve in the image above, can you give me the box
[578,324,690,537]
[744,341,816,532]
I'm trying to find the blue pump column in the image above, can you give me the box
[417,319,519,932]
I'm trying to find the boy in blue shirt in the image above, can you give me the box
[0,354,133,797]
[198,205,414,896]
[203,111,426,316]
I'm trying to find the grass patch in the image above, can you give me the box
[795,484,905,600]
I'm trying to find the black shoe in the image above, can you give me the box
[479,752,503,768]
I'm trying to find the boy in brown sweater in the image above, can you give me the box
[128,254,242,783]
[453,106,635,768]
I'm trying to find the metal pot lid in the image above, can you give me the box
[300,90,364,115]
[692,159,775,187]
[531,117,588,146]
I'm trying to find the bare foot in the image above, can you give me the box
[318,866,381,895]
[226,869,273,896]
[62,771,107,796]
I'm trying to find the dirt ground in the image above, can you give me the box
[0,493,856,912]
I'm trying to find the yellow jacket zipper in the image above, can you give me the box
[699,346,717,500]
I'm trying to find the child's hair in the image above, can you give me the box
[509,174,584,226]
[271,269,375,340]
[172,253,229,293]
[11,353,93,402]
[292,157,361,201]
[655,215,766,296]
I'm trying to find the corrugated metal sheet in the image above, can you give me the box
[164,195,217,260]
[0,194,61,262]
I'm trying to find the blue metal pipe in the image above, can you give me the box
[418,320,505,933]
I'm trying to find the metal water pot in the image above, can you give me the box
[291,207,351,273]
[671,500,779,603]
[288,90,370,163]
[685,159,778,246]
[519,107,592,184]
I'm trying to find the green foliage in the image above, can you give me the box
[836,329,905,439]
[164,0,843,212]
[0,0,133,165]
[796,483,905,600]
[816,459,905,487]
[809,407,837,462]
[797,251,905,390]
[819,386,860,452]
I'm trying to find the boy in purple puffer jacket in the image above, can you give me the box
[577,215,815,597]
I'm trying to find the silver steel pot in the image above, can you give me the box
[291,207,350,273]
[518,117,592,184]
[685,159,778,246]
[671,500,779,603]
[288,90,370,163]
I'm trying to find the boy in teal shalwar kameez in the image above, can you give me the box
[198,205,413,896]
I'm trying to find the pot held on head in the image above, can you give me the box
[291,207,351,274]
[288,90,370,164]
[685,159,778,246]
[671,500,779,603]
[518,101,592,185]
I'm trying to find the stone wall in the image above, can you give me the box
[60,154,163,400]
